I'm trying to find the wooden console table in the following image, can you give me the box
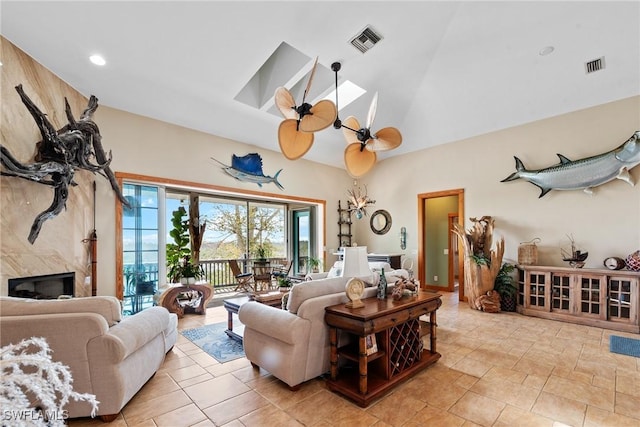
[324,291,442,407]
[158,284,213,318]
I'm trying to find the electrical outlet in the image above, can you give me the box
[434,275,438,281]
[443,248,449,255]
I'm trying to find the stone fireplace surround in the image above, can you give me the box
[1,38,95,298]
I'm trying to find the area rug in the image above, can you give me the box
[180,322,244,363]
[609,335,640,358]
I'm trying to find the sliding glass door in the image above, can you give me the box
[118,176,322,307]
[122,183,159,313]
[292,209,310,275]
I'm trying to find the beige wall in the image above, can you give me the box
[3,36,639,298]
[361,96,640,270]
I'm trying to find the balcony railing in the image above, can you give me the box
[123,258,293,293]
[122,257,305,314]
[198,258,288,288]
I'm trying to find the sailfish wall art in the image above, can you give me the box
[211,153,284,190]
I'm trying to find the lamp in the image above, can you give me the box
[341,246,374,309]
[341,246,372,278]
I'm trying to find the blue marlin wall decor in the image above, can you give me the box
[212,153,284,190]
[501,131,640,197]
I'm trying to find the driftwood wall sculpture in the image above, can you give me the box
[0,85,130,244]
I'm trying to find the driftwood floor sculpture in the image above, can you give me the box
[452,216,505,311]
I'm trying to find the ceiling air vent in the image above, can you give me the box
[350,26,383,54]
[585,57,605,74]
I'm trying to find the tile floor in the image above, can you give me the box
[69,292,640,427]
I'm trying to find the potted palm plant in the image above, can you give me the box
[494,263,517,312]
[255,245,268,262]
[277,276,292,292]
[176,255,204,285]
[308,257,321,273]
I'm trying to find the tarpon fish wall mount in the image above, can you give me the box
[211,153,284,190]
[501,131,640,197]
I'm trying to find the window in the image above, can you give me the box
[122,183,159,313]
[292,209,310,275]
[117,174,324,305]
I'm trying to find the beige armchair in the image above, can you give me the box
[0,296,178,421]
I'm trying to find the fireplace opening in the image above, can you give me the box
[8,272,75,299]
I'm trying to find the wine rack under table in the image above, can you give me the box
[324,292,442,407]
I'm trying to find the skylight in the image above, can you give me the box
[235,42,366,117]
[320,80,366,111]
[322,80,367,110]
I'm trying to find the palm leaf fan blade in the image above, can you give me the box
[274,87,297,120]
[299,99,337,133]
[302,57,319,103]
[366,127,403,151]
[344,142,377,178]
[341,116,361,145]
[278,119,314,160]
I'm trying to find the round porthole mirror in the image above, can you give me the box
[370,210,392,235]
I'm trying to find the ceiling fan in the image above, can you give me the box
[275,57,337,160]
[332,62,402,177]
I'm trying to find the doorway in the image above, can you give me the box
[417,189,465,301]
[291,207,317,275]
[448,213,459,291]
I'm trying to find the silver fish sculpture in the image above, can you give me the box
[211,153,284,190]
[501,131,640,197]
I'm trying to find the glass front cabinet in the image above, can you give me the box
[517,265,640,333]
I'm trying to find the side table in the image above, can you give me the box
[159,284,213,318]
[223,292,286,343]
[324,291,442,407]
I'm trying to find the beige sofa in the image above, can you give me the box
[238,269,406,389]
[0,296,178,421]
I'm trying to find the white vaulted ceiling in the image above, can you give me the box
[2,1,639,169]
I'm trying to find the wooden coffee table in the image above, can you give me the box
[223,292,285,343]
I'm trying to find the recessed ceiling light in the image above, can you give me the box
[539,46,555,56]
[89,54,106,66]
